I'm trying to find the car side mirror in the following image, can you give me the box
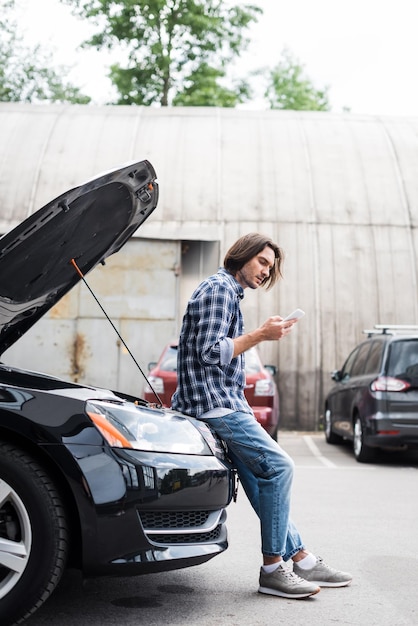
[264,365,277,376]
[331,369,342,381]
[148,361,157,371]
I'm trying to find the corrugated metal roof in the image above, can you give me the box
[1,103,418,429]
[3,104,417,232]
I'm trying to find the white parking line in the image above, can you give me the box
[302,435,337,468]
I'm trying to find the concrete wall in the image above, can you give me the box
[1,103,418,429]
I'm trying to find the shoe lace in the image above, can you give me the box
[282,567,306,584]
[315,557,332,571]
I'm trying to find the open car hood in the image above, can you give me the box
[0,160,158,356]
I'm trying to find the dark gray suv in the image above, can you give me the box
[324,325,418,462]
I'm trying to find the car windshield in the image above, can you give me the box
[387,339,418,385]
[159,346,261,374]
[159,347,178,371]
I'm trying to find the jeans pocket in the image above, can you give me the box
[247,451,279,479]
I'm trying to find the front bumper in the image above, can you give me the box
[253,406,278,435]
[66,445,233,576]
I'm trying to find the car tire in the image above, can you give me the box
[353,415,376,463]
[324,408,342,444]
[0,442,69,626]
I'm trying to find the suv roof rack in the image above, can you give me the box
[363,324,418,338]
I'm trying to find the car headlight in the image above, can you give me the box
[86,400,212,455]
[254,379,275,396]
[190,418,228,459]
[143,376,164,394]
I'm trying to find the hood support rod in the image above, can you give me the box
[70,257,163,407]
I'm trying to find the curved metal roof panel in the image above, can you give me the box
[2,104,417,234]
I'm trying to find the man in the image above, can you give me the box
[172,233,352,599]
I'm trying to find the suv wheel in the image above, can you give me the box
[324,408,342,444]
[0,443,69,626]
[353,416,376,463]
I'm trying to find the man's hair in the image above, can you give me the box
[223,233,284,290]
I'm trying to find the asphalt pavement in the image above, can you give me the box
[26,432,418,626]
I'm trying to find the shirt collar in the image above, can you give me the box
[218,267,244,300]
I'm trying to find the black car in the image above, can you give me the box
[324,324,418,462]
[0,161,234,626]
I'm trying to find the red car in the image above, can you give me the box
[143,342,280,437]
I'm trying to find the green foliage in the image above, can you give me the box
[265,48,330,111]
[172,63,251,107]
[0,0,91,103]
[61,0,262,106]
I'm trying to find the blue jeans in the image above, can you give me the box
[203,411,305,560]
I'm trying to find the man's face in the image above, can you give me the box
[235,245,276,290]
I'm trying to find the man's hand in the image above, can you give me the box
[259,315,298,341]
[232,316,298,357]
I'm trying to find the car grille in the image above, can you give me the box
[140,510,210,529]
[146,526,222,544]
[138,509,224,545]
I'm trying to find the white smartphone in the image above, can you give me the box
[283,308,305,321]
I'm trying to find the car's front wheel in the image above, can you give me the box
[353,416,376,463]
[0,442,69,625]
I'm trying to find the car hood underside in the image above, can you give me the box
[0,160,158,355]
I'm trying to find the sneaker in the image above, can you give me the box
[258,563,320,599]
[293,556,352,588]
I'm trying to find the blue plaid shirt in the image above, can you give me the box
[171,268,252,417]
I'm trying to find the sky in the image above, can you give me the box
[14,0,418,116]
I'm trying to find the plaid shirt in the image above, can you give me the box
[171,268,252,417]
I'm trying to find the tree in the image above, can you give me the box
[0,0,91,103]
[61,0,262,106]
[171,63,251,107]
[265,48,330,111]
